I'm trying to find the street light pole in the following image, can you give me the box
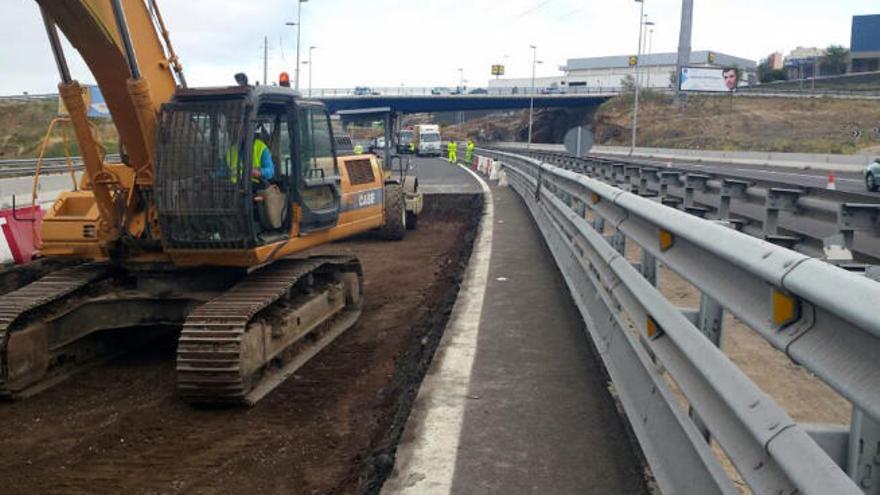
[294,0,307,91]
[458,67,464,126]
[646,27,655,89]
[308,45,316,96]
[528,44,537,149]
[630,0,645,154]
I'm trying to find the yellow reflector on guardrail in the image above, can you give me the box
[646,317,664,340]
[659,229,675,252]
[771,288,800,327]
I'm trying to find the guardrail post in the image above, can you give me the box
[684,174,710,217]
[640,250,657,286]
[612,163,626,186]
[660,171,682,209]
[837,204,880,253]
[610,229,627,255]
[848,409,880,494]
[764,188,803,248]
[640,168,659,197]
[625,166,640,193]
[601,162,613,181]
[719,179,750,226]
[684,294,726,441]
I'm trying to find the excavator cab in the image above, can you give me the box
[154,86,341,250]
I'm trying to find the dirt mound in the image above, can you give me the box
[0,99,118,159]
[595,92,880,154]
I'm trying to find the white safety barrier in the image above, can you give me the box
[476,150,879,495]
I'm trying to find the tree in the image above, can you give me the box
[822,45,850,76]
[757,58,788,83]
[621,74,636,93]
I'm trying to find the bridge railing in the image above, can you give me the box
[306,86,624,98]
[478,147,880,495]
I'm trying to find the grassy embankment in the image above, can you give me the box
[0,99,118,159]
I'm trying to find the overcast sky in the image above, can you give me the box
[1,0,877,95]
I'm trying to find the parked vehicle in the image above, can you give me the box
[414,124,442,157]
[430,87,452,95]
[866,158,880,192]
[468,88,488,95]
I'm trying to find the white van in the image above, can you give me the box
[414,124,442,157]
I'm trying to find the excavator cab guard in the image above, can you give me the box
[155,86,342,250]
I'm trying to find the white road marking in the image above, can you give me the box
[382,165,493,495]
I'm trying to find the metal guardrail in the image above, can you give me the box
[479,148,880,494]
[0,93,58,102]
[0,155,122,179]
[491,147,880,266]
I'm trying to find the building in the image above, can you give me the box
[559,51,757,90]
[851,14,880,73]
[767,52,784,71]
[784,47,826,79]
[486,76,566,93]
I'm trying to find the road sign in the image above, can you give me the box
[628,56,638,66]
[491,65,506,76]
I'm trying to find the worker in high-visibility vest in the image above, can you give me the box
[448,140,458,163]
[225,133,275,185]
[354,144,364,155]
[466,139,475,163]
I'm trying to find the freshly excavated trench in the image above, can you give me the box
[0,193,482,495]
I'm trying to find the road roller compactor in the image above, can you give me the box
[1,0,411,405]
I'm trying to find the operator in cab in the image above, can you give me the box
[251,129,275,184]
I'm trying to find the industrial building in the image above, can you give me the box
[850,14,880,73]
[487,50,757,92]
[560,51,757,89]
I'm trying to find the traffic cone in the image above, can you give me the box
[827,171,837,191]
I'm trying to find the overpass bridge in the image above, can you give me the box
[313,92,615,113]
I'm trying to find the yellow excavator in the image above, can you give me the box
[1,0,410,405]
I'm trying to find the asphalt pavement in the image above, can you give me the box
[385,163,646,494]
[407,155,485,194]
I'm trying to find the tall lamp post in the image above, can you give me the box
[457,68,465,125]
[528,44,537,149]
[630,0,645,154]
[285,0,308,91]
[307,45,316,96]
[646,28,655,89]
[644,22,655,88]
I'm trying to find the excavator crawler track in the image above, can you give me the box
[0,263,111,398]
[176,256,362,406]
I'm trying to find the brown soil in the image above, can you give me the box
[0,194,481,495]
[595,92,880,154]
[0,99,118,160]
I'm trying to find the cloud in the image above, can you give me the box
[1,0,876,95]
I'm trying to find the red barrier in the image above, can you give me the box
[0,207,43,264]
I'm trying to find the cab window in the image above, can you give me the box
[298,107,337,179]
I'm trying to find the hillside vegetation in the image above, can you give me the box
[594,92,880,155]
[0,99,118,159]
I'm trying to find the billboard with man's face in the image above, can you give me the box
[679,67,739,92]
